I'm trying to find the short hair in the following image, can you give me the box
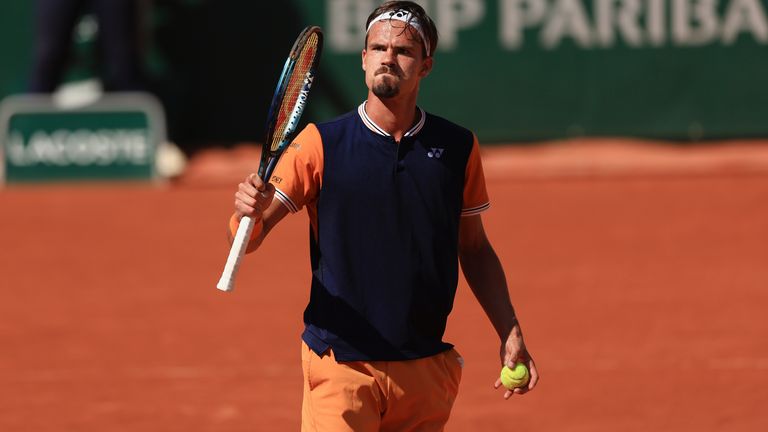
[365,1,439,58]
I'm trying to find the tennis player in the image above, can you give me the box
[228,1,539,430]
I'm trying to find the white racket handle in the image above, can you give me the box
[216,215,257,292]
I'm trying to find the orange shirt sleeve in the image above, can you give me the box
[270,123,324,213]
[461,133,490,216]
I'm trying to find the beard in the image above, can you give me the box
[372,71,400,99]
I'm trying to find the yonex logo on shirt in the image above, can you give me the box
[427,148,444,159]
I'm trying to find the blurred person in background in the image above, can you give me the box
[26,0,191,179]
[28,0,145,93]
[227,1,539,430]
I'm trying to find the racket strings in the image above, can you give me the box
[271,33,320,152]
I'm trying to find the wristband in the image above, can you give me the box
[229,213,264,241]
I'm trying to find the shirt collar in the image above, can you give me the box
[358,101,426,138]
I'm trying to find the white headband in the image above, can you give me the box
[366,9,431,57]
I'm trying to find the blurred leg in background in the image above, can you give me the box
[28,0,86,92]
[28,0,145,93]
[93,0,144,91]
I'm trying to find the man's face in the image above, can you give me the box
[362,20,432,99]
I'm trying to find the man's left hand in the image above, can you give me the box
[493,324,539,399]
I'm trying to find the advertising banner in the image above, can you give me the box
[294,0,768,141]
[1,93,165,184]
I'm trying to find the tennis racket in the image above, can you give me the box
[217,26,323,292]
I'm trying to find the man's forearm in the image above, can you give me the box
[227,198,290,253]
[459,244,518,340]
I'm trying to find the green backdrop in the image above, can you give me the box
[1,0,767,144]
[295,0,768,141]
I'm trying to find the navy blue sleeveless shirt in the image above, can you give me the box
[272,103,489,361]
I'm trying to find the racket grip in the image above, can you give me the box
[216,215,257,292]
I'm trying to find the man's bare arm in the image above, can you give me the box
[458,214,539,398]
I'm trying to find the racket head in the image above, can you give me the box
[258,26,323,180]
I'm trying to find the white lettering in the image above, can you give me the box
[722,0,768,43]
[323,0,768,51]
[595,0,644,47]
[617,0,644,45]
[5,129,150,167]
[498,0,768,50]
[673,0,719,46]
[541,0,593,48]
[65,130,96,165]
[435,0,486,49]
[500,0,548,49]
[647,0,667,45]
[30,131,66,166]
[6,132,29,166]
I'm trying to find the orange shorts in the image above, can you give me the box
[300,341,463,432]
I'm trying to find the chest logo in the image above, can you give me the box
[427,148,445,159]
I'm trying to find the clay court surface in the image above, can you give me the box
[2,140,768,431]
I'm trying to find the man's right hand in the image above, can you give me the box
[234,173,276,222]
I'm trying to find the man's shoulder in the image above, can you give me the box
[316,109,359,131]
[422,111,474,142]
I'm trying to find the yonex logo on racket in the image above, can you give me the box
[284,72,315,134]
[427,148,444,159]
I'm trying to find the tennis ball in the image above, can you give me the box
[500,363,529,390]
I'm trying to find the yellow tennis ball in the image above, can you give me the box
[500,363,529,390]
